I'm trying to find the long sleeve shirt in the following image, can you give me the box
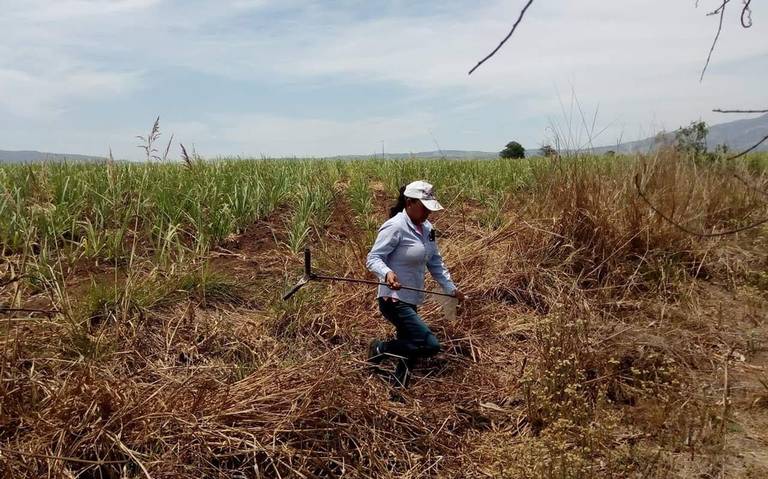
[366,211,456,306]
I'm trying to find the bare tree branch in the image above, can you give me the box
[701,0,729,81]
[742,0,753,27]
[706,0,731,16]
[724,132,768,161]
[713,108,768,113]
[468,0,535,75]
[633,174,768,237]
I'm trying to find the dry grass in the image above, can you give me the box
[2,151,768,478]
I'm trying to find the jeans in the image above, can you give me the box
[377,298,440,385]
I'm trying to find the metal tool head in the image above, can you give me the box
[282,247,315,301]
[282,275,310,301]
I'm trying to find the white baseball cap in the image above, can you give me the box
[404,180,444,211]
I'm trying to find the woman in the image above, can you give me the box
[366,180,464,387]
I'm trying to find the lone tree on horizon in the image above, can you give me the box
[500,141,525,159]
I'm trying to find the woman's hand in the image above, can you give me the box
[385,271,402,290]
[453,289,466,301]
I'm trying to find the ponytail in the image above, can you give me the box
[389,185,407,218]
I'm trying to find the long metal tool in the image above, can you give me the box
[282,247,457,300]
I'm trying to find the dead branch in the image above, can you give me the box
[724,132,768,161]
[742,0,753,27]
[468,0,535,75]
[701,0,729,81]
[713,109,768,113]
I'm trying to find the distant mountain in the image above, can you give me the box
[590,113,768,155]
[0,150,105,164]
[704,113,768,151]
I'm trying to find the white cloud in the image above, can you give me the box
[0,67,141,118]
[4,0,162,21]
[229,0,273,9]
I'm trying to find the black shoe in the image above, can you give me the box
[368,340,386,365]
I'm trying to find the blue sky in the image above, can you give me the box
[0,0,765,159]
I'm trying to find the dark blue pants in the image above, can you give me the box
[377,298,440,385]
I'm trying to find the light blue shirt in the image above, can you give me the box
[366,211,456,306]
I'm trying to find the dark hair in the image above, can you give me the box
[389,185,407,218]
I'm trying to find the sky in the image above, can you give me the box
[0,0,766,159]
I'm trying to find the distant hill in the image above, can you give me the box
[590,113,768,155]
[0,150,105,164]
